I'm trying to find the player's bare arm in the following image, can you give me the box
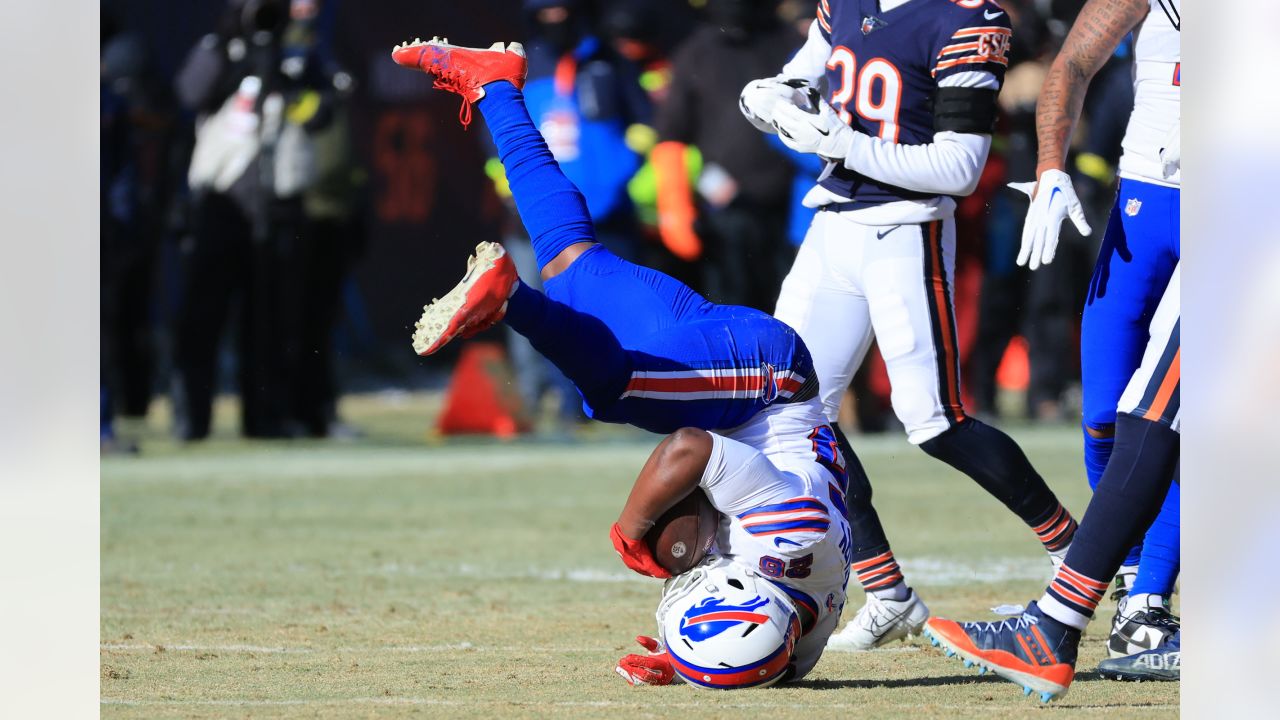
[1036,0,1150,175]
[615,428,713,539]
[1012,0,1148,270]
[609,429,715,579]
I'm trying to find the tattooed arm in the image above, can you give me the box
[1035,0,1150,176]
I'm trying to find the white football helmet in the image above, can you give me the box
[655,557,800,689]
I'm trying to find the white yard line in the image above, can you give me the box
[100,642,617,654]
[358,556,1049,585]
[99,641,922,656]
[101,697,1177,710]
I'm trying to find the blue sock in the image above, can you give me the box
[1131,476,1180,597]
[1083,424,1114,491]
[475,82,595,272]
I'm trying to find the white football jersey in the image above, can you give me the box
[1119,0,1181,187]
[697,400,854,680]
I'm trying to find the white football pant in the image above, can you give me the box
[775,209,967,445]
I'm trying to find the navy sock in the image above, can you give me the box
[1051,413,1179,618]
[475,82,595,272]
[920,418,1069,542]
[827,425,907,595]
[1084,423,1142,566]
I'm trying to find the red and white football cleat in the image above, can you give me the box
[412,242,518,357]
[391,37,527,127]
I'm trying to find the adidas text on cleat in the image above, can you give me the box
[412,242,517,356]
[827,589,928,651]
[391,37,527,127]
[923,602,1079,703]
[1108,594,1180,658]
[1098,630,1180,681]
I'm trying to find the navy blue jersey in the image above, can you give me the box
[815,0,1012,206]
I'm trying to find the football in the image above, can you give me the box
[784,77,823,115]
[645,488,720,575]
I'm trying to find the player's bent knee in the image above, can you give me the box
[1084,421,1116,439]
[906,422,949,447]
[538,241,596,282]
[890,385,945,443]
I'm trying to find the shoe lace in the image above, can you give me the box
[1139,606,1181,627]
[430,67,475,128]
[853,594,885,629]
[969,612,1038,635]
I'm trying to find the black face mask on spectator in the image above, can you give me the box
[242,0,288,37]
[538,16,581,54]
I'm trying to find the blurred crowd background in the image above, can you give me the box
[101,0,1137,448]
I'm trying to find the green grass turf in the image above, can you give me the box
[101,394,1178,718]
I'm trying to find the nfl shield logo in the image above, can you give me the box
[861,16,887,34]
[1125,198,1142,216]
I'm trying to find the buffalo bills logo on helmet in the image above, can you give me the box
[680,596,772,642]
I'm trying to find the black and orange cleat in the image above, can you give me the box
[412,242,518,357]
[923,602,1080,703]
[391,37,527,127]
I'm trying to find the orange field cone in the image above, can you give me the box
[996,336,1031,392]
[436,342,530,438]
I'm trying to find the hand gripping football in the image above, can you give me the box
[644,489,720,575]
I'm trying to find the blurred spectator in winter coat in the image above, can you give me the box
[172,0,347,439]
[653,0,797,310]
[101,18,177,449]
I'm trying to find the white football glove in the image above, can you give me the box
[1159,122,1180,180]
[739,77,816,134]
[771,99,854,162]
[739,77,792,134]
[1008,169,1093,271]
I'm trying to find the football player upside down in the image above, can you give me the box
[390,37,856,687]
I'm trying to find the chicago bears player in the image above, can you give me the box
[924,264,1181,699]
[1004,0,1181,659]
[610,426,854,687]
[739,0,1080,649]
[388,36,854,687]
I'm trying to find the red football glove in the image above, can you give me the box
[615,635,675,686]
[610,523,672,579]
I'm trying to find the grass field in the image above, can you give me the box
[101,394,1178,718]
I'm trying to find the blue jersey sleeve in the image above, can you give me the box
[931,1,1013,85]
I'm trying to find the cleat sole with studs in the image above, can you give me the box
[922,625,1071,703]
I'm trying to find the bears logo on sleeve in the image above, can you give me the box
[932,2,1013,80]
